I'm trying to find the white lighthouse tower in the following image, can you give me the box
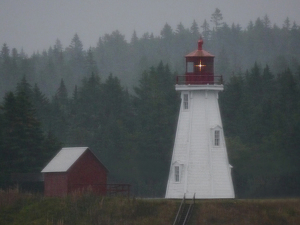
[165,39,234,199]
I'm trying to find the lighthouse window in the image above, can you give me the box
[183,94,189,110]
[174,166,180,182]
[214,130,220,146]
[187,62,194,73]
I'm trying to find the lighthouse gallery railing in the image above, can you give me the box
[176,75,223,85]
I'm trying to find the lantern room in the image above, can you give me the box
[177,39,221,85]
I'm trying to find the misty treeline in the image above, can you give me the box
[1,62,300,198]
[1,9,300,197]
[221,64,300,198]
[1,9,300,98]
[0,63,179,196]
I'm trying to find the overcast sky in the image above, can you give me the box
[1,0,300,54]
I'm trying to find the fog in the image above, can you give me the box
[1,0,300,54]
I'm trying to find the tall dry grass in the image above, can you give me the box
[0,186,38,208]
[196,199,300,225]
[0,188,177,225]
[1,189,300,225]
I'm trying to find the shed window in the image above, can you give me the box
[174,166,180,182]
[214,130,220,146]
[183,94,189,110]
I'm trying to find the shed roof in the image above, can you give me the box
[41,147,108,173]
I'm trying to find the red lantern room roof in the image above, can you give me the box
[185,39,214,58]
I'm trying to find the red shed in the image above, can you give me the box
[41,147,108,197]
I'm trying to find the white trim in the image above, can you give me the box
[172,161,184,183]
[214,130,220,146]
[174,166,180,182]
[176,84,224,91]
[182,92,189,111]
[183,94,189,110]
[211,125,223,148]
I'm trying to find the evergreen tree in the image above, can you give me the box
[99,74,136,183]
[11,48,20,81]
[262,15,271,28]
[85,48,99,76]
[42,131,62,163]
[201,19,211,40]
[133,62,179,196]
[0,92,17,172]
[283,17,291,30]
[16,76,33,98]
[0,44,13,89]
[95,30,129,85]
[1,89,44,172]
[219,73,245,137]
[49,79,69,142]
[55,79,68,106]
[66,73,103,146]
[211,8,223,30]
[0,77,62,179]
[68,33,84,59]
[160,23,173,40]
[215,47,231,80]
[130,30,139,46]
[190,20,200,37]
[66,33,85,85]
[32,83,51,132]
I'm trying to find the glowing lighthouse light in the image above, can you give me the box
[195,60,206,71]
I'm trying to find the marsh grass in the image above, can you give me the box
[0,189,300,225]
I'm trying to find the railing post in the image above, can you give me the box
[173,194,185,225]
[193,193,195,204]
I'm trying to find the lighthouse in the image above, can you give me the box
[165,39,234,199]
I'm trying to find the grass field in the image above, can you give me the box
[193,199,300,225]
[1,188,300,225]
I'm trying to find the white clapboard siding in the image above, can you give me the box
[165,86,235,199]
